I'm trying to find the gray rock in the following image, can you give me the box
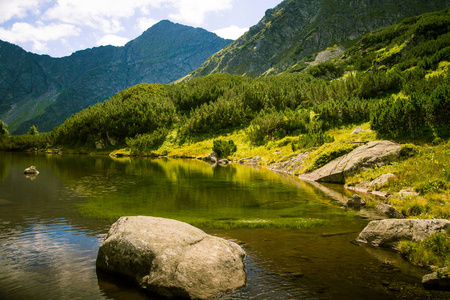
[24,166,39,175]
[346,194,366,207]
[203,151,219,163]
[268,152,309,174]
[218,159,229,165]
[351,126,363,134]
[356,219,450,249]
[299,141,401,184]
[96,216,246,299]
[370,173,395,187]
[376,203,404,219]
[245,156,261,165]
[399,188,419,197]
[238,157,253,164]
[423,268,450,291]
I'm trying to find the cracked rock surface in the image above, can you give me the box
[356,219,450,249]
[299,141,401,184]
[97,216,246,299]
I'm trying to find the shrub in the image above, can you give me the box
[184,95,248,134]
[400,143,416,158]
[0,120,8,136]
[125,128,169,152]
[246,108,310,145]
[291,130,334,151]
[212,139,237,158]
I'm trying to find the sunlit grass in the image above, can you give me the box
[398,232,450,272]
[346,140,450,218]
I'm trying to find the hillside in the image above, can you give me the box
[32,7,448,152]
[0,20,231,134]
[185,0,450,79]
[1,7,449,281]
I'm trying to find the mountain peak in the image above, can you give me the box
[0,23,232,134]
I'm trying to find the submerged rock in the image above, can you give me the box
[96,216,246,299]
[356,219,450,249]
[24,166,39,175]
[299,141,401,184]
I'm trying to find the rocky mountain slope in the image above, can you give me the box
[0,20,231,134]
[185,0,450,79]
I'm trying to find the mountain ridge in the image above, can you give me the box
[185,0,450,79]
[0,20,232,134]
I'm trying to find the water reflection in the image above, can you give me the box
[0,153,449,300]
[0,218,105,300]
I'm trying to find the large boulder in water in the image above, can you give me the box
[299,141,401,184]
[356,219,450,249]
[96,216,246,299]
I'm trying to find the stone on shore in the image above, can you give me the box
[422,268,450,291]
[245,156,261,165]
[299,141,401,184]
[376,203,404,219]
[346,194,366,207]
[96,216,246,299]
[203,151,219,163]
[356,219,450,248]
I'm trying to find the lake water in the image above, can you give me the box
[0,152,448,299]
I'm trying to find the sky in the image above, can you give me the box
[0,0,283,58]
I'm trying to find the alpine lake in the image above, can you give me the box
[0,152,449,300]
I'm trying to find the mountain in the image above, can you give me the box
[0,20,232,134]
[185,0,450,79]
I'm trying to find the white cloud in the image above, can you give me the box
[42,0,234,31]
[137,17,159,32]
[0,22,80,53]
[0,0,238,56]
[0,0,44,23]
[97,34,129,47]
[168,0,233,26]
[43,0,165,33]
[214,25,248,40]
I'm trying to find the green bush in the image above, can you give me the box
[184,94,248,134]
[291,131,334,151]
[246,108,310,145]
[125,128,169,152]
[400,143,416,158]
[212,139,237,158]
[0,121,8,136]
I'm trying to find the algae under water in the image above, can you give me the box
[0,153,448,299]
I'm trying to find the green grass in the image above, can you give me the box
[346,140,450,218]
[185,217,330,230]
[398,232,450,272]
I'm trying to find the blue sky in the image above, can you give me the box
[0,0,283,57]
